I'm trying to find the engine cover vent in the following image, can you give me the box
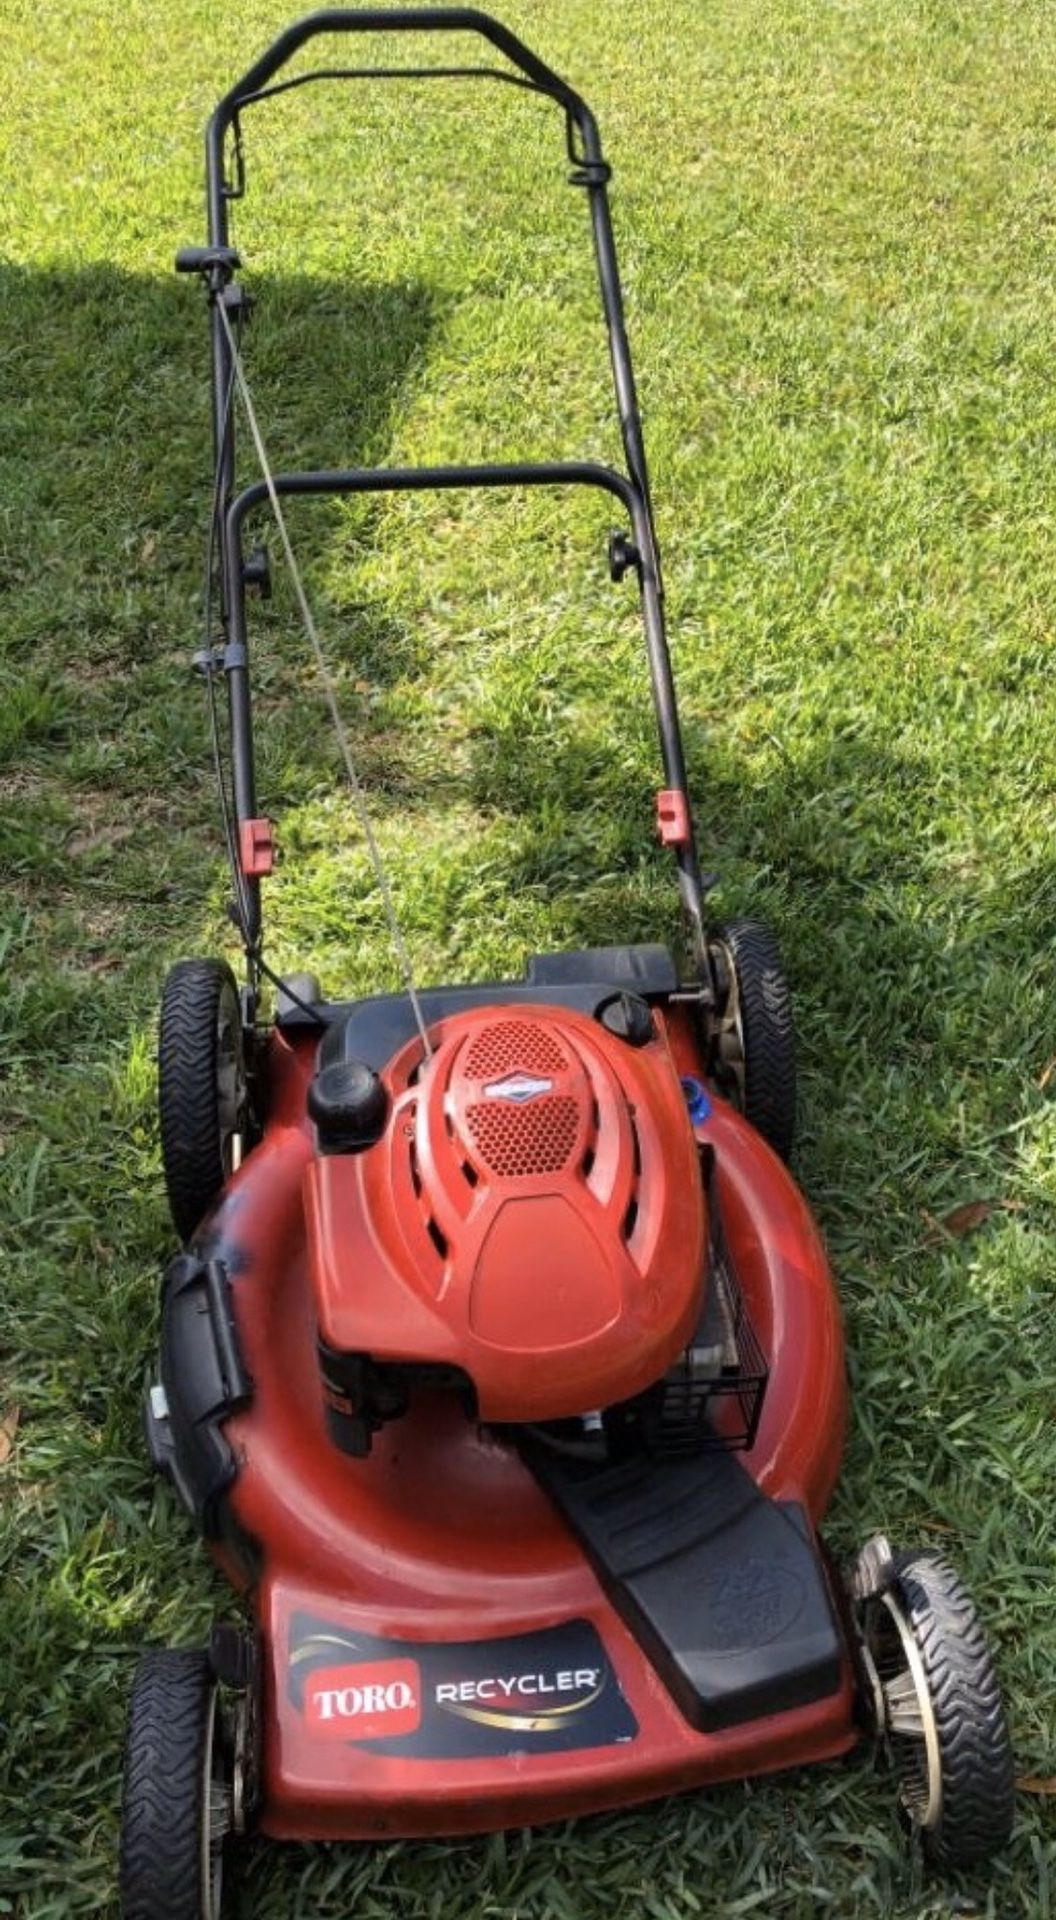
[462,1018,569,1081]
[465,1094,581,1178]
[307,1001,707,1425]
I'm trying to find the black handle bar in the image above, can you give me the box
[207,9,601,237]
[213,7,592,113]
[192,9,709,959]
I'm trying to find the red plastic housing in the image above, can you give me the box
[305,1005,706,1421]
[198,1002,853,1840]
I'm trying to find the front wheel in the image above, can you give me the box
[860,1549,1015,1868]
[120,1648,232,1919]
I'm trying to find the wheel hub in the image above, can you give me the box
[705,937,746,1103]
[201,1688,232,1917]
[870,1586,943,1831]
[849,1538,943,1834]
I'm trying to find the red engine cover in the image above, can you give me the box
[304,1003,707,1421]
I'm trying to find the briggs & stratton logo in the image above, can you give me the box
[483,1072,554,1104]
[305,1659,421,1739]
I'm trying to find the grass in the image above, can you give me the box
[2,0,1056,1912]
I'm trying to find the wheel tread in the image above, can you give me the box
[719,919,797,1162]
[120,1649,213,1920]
[893,1550,1015,1869]
[159,959,239,1244]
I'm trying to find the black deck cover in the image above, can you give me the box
[526,1443,845,1732]
[286,944,680,1066]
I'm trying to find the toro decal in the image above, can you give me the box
[305,1659,420,1739]
[289,1616,637,1758]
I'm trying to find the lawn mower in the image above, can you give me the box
[121,12,1015,1913]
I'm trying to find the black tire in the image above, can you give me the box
[711,918,796,1162]
[159,959,246,1244]
[120,1648,230,1920]
[873,1552,1015,1869]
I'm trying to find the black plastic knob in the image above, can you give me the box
[597,992,653,1047]
[608,528,642,584]
[308,1059,388,1151]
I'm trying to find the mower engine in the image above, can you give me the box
[305,999,755,1461]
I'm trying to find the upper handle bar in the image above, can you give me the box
[207,9,601,237]
[211,8,594,119]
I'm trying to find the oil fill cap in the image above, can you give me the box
[597,991,653,1047]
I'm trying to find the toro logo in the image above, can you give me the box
[305,1660,421,1740]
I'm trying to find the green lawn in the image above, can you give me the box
[3,0,1056,1913]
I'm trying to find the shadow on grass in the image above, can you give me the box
[468,692,1056,1147]
[0,256,442,1916]
[0,255,448,937]
[0,258,441,775]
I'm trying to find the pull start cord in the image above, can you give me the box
[215,295,434,1064]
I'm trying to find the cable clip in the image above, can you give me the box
[221,282,254,321]
[565,116,612,189]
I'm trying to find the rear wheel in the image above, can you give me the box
[860,1549,1015,1868]
[120,1649,232,1920]
[708,918,796,1162]
[159,959,248,1244]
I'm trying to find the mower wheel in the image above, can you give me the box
[709,918,796,1162]
[159,958,248,1244]
[864,1551,1015,1869]
[119,1648,232,1920]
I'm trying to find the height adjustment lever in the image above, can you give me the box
[608,529,642,584]
[243,545,271,600]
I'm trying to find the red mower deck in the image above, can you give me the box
[180,1008,851,1840]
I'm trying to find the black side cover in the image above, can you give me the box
[525,944,677,992]
[525,1444,845,1731]
[145,1253,252,1538]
